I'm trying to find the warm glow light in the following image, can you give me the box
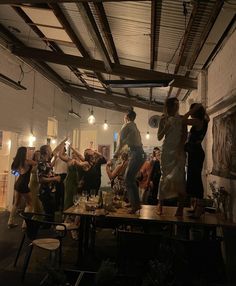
[51,139,57,144]
[29,135,36,147]
[88,111,95,125]
[8,139,11,150]
[145,131,150,140]
[103,120,108,130]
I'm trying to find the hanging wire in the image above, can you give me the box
[32,71,36,110]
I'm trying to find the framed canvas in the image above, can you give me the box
[212,105,236,179]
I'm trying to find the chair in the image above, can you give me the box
[14,212,67,282]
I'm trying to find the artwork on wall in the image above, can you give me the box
[212,105,236,179]
[0,131,2,149]
[98,145,110,161]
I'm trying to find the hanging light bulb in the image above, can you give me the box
[29,134,36,147]
[103,119,108,130]
[145,131,150,140]
[88,109,95,124]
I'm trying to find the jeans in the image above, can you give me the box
[124,147,146,209]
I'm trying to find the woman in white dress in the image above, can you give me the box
[157,98,187,216]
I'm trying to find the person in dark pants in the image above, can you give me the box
[114,109,146,214]
[38,145,61,221]
[184,103,209,218]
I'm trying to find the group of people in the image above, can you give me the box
[7,139,107,228]
[7,98,209,228]
[112,100,209,217]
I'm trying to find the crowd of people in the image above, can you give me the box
[7,99,209,229]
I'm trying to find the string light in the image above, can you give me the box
[103,120,108,130]
[88,108,95,124]
[29,134,36,147]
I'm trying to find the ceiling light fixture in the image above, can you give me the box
[0,73,26,90]
[103,119,108,130]
[103,79,174,88]
[88,108,95,125]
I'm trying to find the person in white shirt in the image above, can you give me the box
[114,109,146,214]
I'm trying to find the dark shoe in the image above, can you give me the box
[8,223,18,229]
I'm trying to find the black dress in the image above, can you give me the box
[186,120,208,199]
[14,166,32,193]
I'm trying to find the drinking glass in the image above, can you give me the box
[73,194,79,207]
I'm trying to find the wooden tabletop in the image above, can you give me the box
[64,205,236,228]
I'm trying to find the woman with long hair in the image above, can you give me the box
[157,98,187,216]
[184,103,209,217]
[8,147,36,228]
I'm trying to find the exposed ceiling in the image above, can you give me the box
[0,0,235,113]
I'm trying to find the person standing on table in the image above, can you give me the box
[157,98,187,216]
[184,103,209,218]
[114,109,146,214]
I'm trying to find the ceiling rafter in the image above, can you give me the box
[150,0,161,71]
[76,2,112,72]
[0,23,130,112]
[50,3,111,95]
[168,1,199,98]
[149,0,161,102]
[12,46,198,90]
[93,2,131,97]
[64,86,163,112]
[12,5,92,93]
[175,0,224,98]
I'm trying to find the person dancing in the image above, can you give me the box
[114,109,146,214]
[157,98,187,216]
[184,103,209,218]
[8,147,36,228]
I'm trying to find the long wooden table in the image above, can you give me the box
[64,205,236,264]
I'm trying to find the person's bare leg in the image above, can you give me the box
[22,193,33,228]
[8,191,21,228]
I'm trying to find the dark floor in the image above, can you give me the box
[0,211,233,286]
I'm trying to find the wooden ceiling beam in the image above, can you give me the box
[50,3,110,95]
[13,6,92,93]
[167,1,199,98]
[93,2,131,97]
[150,0,161,71]
[12,46,197,90]
[64,86,163,112]
[176,0,224,98]
[76,2,112,72]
